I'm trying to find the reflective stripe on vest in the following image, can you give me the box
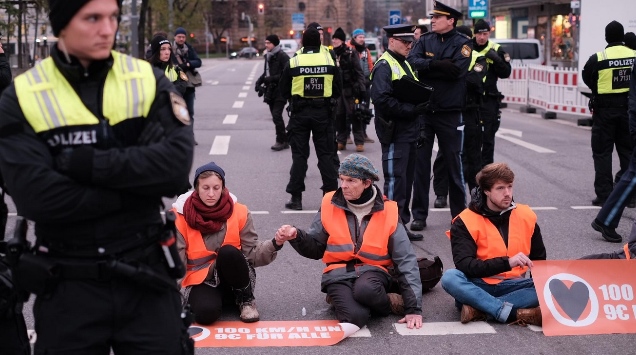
[595,46,636,94]
[320,191,398,274]
[370,51,418,81]
[289,48,335,98]
[176,203,248,287]
[455,204,536,284]
[15,51,156,133]
[165,66,179,82]
[469,42,498,76]
[625,243,632,260]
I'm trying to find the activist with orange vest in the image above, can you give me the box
[173,162,281,325]
[441,163,547,326]
[274,154,423,330]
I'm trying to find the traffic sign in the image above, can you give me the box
[468,0,488,19]
[291,13,304,24]
[389,10,401,25]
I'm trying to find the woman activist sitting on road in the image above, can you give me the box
[148,35,187,97]
[173,162,281,324]
[275,154,423,329]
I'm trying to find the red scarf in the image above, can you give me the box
[183,188,234,235]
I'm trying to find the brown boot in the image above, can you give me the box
[460,304,487,323]
[239,300,260,323]
[512,306,542,326]
[337,143,346,151]
[387,293,404,316]
[356,144,364,152]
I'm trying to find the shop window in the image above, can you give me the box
[551,14,577,62]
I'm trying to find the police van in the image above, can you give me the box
[490,39,544,66]
[279,39,299,57]
[364,38,382,62]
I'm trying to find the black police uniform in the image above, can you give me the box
[0,45,194,353]
[370,25,422,235]
[279,45,343,204]
[256,45,291,149]
[407,1,471,223]
[333,43,366,147]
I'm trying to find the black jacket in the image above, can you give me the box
[256,47,290,102]
[449,189,547,279]
[173,42,202,89]
[473,39,512,95]
[407,29,471,111]
[153,61,188,97]
[279,46,343,101]
[0,46,194,256]
[0,53,11,93]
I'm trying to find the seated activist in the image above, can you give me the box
[275,154,423,329]
[148,35,188,97]
[581,221,636,259]
[441,163,546,326]
[173,162,281,324]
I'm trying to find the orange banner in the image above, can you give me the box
[532,259,636,336]
[189,320,360,347]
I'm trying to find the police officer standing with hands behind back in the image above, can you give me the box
[0,0,195,353]
[408,1,471,231]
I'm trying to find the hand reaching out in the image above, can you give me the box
[398,314,423,329]
[274,225,297,246]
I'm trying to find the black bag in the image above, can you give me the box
[388,256,443,293]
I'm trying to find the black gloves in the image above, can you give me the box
[413,102,429,116]
[485,49,502,63]
[416,130,427,149]
[429,59,460,78]
[55,146,94,183]
[138,121,165,145]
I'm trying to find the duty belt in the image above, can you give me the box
[293,97,331,108]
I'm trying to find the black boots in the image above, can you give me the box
[285,194,302,210]
[271,141,289,151]
[233,284,260,323]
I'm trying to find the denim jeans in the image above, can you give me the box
[441,269,539,323]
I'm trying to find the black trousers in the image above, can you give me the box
[381,141,417,224]
[412,111,466,222]
[336,112,365,145]
[480,96,500,166]
[32,249,189,354]
[286,106,339,195]
[325,270,392,328]
[0,305,30,355]
[269,99,287,144]
[591,106,632,200]
[187,245,251,325]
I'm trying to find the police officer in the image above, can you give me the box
[583,20,634,206]
[0,0,194,353]
[407,1,471,231]
[473,19,511,166]
[370,24,427,241]
[279,27,343,210]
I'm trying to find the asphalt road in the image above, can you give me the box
[7,57,636,354]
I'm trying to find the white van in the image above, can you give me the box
[490,39,545,66]
[364,38,382,62]
[279,39,299,57]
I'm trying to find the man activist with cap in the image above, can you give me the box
[370,24,425,242]
[407,1,471,232]
[583,20,634,208]
[279,27,343,210]
[0,0,194,353]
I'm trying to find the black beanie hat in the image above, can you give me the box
[625,32,636,50]
[266,34,280,46]
[49,0,122,36]
[605,20,624,43]
[307,22,323,31]
[332,27,346,41]
[151,36,170,56]
[194,162,226,187]
[303,27,321,47]
[474,20,490,33]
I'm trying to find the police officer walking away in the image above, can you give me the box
[255,34,290,151]
[0,0,195,353]
[473,19,511,166]
[407,1,471,231]
[583,20,634,206]
[370,24,427,241]
[279,27,343,210]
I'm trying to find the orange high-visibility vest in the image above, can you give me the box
[625,244,632,260]
[175,203,247,287]
[320,191,398,274]
[450,204,536,284]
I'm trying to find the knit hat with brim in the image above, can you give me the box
[338,154,379,181]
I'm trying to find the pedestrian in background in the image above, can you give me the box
[279,27,343,210]
[255,34,290,151]
[349,28,376,144]
[0,36,12,239]
[582,20,633,207]
[173,27,202,137]
[148,35,188,97]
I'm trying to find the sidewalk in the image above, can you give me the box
[503,102,592,127]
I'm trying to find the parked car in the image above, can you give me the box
[279,39,300,57]
[364,37,382,62]
[230,47,260,59]
[490,39,545,66]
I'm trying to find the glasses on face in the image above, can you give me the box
[394,38,413,47]
[265,41,271,44]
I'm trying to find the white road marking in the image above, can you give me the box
[530,207,558,210]
[250,211,270,215]
[495,132,555,153]
[498,127,523,137]
[246,81,253,85]
[349,326,372,337]
[571,206,601,210]
[281,210,319,214]
[430,208,450,212]
[209,136,231,155]
[242,86,250,90]
[233,101,244,108]
[528,325,542,332]
[393,321,497,335]
[247,77,254,80]
[238,92,248,98]
[223,114,238,124]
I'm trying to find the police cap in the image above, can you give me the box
[383,24,417,42]
[429,1,462,19]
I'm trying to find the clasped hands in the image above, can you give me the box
[274,225,297,246]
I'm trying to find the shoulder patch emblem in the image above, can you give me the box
[425,52,435,57]
[461,45,471,58]
[473,63,483,72]
[504,53,511,62]
[170,92,191,126]
[179,70,189,81]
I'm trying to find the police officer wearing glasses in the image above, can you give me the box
[407,1,471,231]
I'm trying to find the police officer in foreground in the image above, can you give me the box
[370,24,427,242]
[279,27,343,210]
[583,20,634,207]
[0,0,194,353]
[407,1,471,231]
